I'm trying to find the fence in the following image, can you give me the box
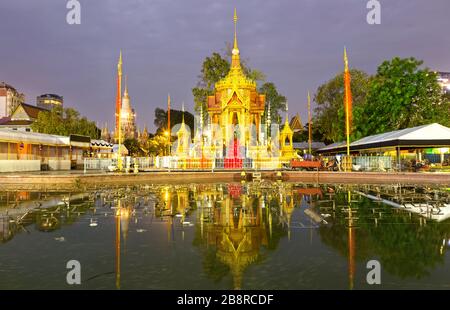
[423,153,450,164]
[352,156,393,171]
[83,158,113,170]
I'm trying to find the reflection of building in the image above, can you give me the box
[0,82,25,119]
[190,183,298,289]
[36,94,63,110]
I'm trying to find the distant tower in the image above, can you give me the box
[114,51,123,142]
[101,123,111,142]
[120,76,137,139]
[36,94,63,110]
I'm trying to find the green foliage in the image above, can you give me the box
[153,108,195,138]
[31,106,100,139]
[147,134,170,156]
[362,57,450,135]
[313,69,371,143]
[123,138,143,156]
[259,82,287,125]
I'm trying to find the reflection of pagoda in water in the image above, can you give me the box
[193,183,295,289]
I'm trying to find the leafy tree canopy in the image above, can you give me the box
[31,106,100,139]
[361,57,450,135]
[313,69,371,143]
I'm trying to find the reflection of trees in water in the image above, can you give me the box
[318,193,450,279]
[0,195,93,241]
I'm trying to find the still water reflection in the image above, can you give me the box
[1,182,450,289]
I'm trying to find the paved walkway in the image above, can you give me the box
[0,170,449,191]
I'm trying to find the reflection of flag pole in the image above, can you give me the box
[115,200,121,289]
[167,94,171,156]
[308,91,312,155]
[347,190,355,290]
[344,47,352,158]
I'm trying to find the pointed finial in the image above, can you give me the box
[344,46,349,70]
[118,50,123,75]
[124,75,129,96]
[231,8,240,65]
[181,102,185,123]
[234,8,238,48]
[285,100,289,124]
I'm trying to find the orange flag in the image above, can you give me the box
[344,47,352,134]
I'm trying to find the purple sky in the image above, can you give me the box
[1,0,449,131]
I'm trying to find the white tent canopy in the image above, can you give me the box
[318,123,450,153]
[0,128,69,146]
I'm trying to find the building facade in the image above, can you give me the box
[0,103,46,132]
[0,82,25,119]
[36,94,64,110]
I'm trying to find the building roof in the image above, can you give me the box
[0,120,34,126]
[37,93,63,100]
[18,103,47,119]
[0,82,17,91]
[91,139,114,147]
[318,123,450,153]
[290,114,303,132]
[293,142,326,150]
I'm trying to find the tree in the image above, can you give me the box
[123,138,143,156]
[31,106,100,139]
[153,108,195,138]
[259,82,287,124]
[362,57,450,136]
[313,69,371,143]
[147,134,170,156]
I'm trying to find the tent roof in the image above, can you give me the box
[318,123,450,153]
[0,128,69,146]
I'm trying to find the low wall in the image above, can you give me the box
[0,171,449,191]
[0,160,41,173]
[48,160,71,171]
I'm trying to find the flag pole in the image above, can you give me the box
[344,47,352,158]
[308,91,312,156]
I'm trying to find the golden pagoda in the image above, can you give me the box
[207,9,265,147]
[279,103,295,160]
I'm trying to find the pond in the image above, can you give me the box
[1,182,450,289]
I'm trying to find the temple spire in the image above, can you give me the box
[285,100,289,124]
[124,75,129,98]
[181,101,185,124]
[233,8,238,51]
[231,8,240,68]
